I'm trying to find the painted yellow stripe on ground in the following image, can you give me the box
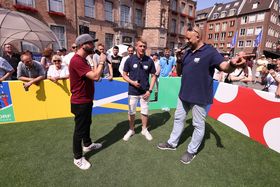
[101,103,141,111]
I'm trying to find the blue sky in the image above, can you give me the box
[196,0,234,10]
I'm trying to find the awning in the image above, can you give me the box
[0,8,61,51]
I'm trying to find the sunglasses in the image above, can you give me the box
[72,46,77,49]
[53,60,61,62]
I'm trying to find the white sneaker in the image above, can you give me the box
[74,157,91,170]
[123,129,135,141]
[83,143,102,153]
[141,128,153,141]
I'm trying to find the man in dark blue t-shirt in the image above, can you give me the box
[122,39,156,141]
[158,26,245,164]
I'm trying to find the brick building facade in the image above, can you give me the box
[0,0,196,54]
[195,0,280,56]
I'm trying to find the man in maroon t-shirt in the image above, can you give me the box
[69,34,107,170]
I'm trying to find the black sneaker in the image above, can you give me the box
[157,142,176,151]
[180,151,196,164]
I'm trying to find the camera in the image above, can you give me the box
[267,64,276,70]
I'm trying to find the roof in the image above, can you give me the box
[195,7,213,21]
[196,7,213,15]
[239,0,274,15]
[208,0,243,20]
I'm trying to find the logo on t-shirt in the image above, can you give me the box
[194,58,200,63]
[133,64,138,68]
[143,65,148,70]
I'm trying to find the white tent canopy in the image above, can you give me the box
[0,8,61,51]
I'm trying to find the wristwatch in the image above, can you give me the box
[148,90,153,93]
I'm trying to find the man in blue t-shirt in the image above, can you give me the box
[157,26,245,164]
[122,39,157,141]
[159,48,176,77]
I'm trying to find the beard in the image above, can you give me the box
[83,46,94,54]
[189,43,197,50]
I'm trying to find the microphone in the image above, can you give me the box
[180,43,190,51]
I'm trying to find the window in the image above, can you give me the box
[230,20,235,27]
[227,43,231,48]
[16,0,34,7]
[180,2,186,13]
[213,13,219,19]
[208,34,213,39]
[171,0,177,11]
[50,25,65,50]
[89,31,96,40]
[49,0,64,13]
[220,43,224,48]
[228,31,233,37]
[22,41,40,53]
[180,21,184,34]
[220,11,227,18]
[245,40,252,47]
[222,22,227,31]
[135,9,142,26]
[257,13,265,22]
[105,33,114,49]
[247,28,254,36]
[274,1,279,11]
[188,5,193,17]
[171,19,176,33]
[214,43,218,48]
[270,14,277,24]
[120,5,130,26]
[215,23,220,32]
[241,16,247,24]
[209,24,213,30]
[249,15,256,23]
[228,9,236,16]
[170,42,175,49]
[225,4,230,9]
[105,1,113,21]
[221,32,226,41]
[255,27,262,35]
[252,3,258,9]
[238,41,244,48]
[214,33,219,41]
[240,28,246,36]
[217,7,222,11]
[85,0,95,18]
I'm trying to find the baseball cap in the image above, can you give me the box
[75,34,98,46]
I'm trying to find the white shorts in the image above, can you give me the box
[128,95,149,115]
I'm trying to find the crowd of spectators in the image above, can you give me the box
[0,42,279,97]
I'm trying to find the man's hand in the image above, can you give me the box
[23,82,32,90]
[132,81,141,88]
[107,75,113,81]
[230,56,246,68]
[143,91,151,101]
[99,53,107,63]
[50,77,59,82]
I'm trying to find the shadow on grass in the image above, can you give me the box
[85,111,171,159]
[177,119,224,153]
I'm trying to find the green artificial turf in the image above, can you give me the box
[0,109,279,187]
